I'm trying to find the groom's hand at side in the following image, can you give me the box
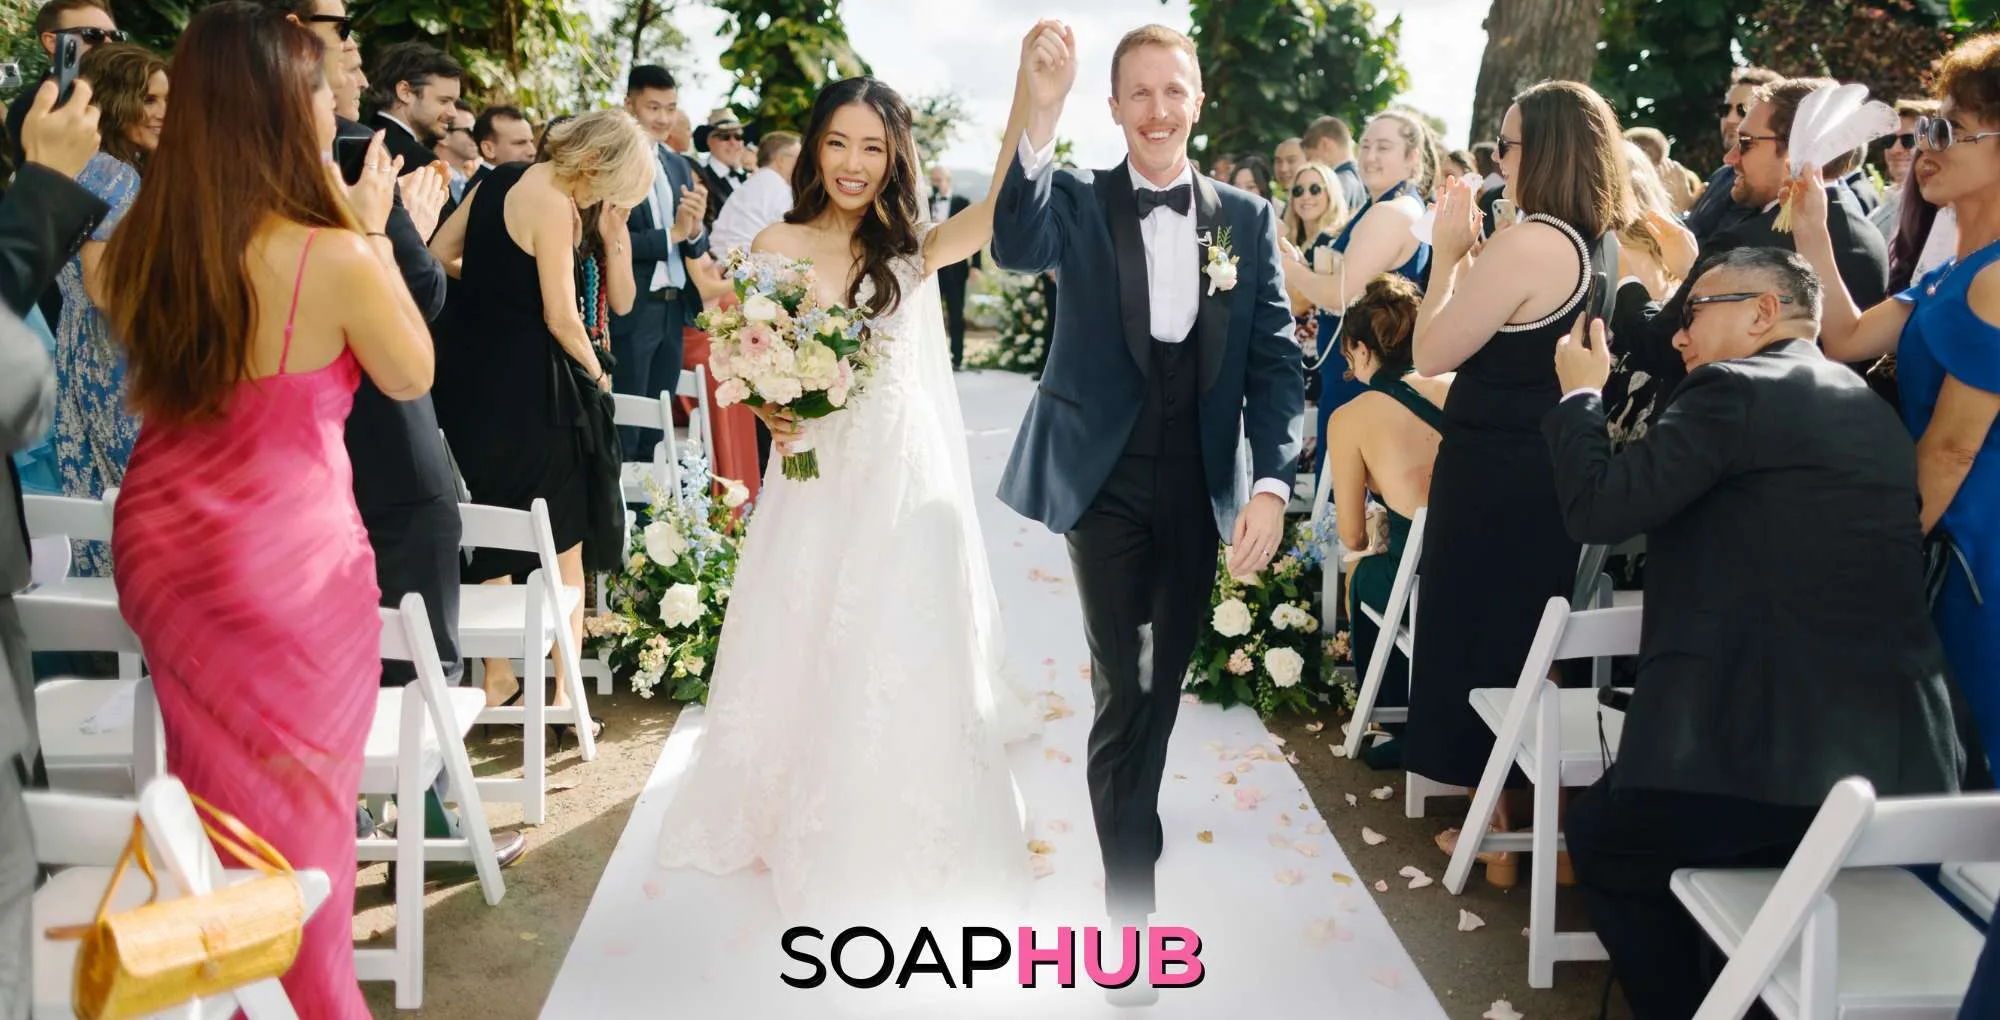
[1227,491,1288,580]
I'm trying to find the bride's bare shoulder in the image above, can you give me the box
[752,222,806,256]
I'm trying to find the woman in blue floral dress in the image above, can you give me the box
[54,43,166,575]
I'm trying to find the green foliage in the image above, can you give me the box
[1183,515,1343,719]
[711,0,869,135]
[352,0,592,120]
[968,269,1049,376]
[1178,0,1410,167]
[1594,0,1757,173]
[586,0,692,110]
[1744,0,1960,110]
[102,1,191,57]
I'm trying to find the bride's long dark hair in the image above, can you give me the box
[786,76,924,318]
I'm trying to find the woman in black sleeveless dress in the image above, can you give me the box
[1405,82,1630,884]
[428,110,656,710]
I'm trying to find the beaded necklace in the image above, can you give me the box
[578,252,611,347]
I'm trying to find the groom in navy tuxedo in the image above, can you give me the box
[991,20,1304,973]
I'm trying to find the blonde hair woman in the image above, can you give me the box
[1617,140,1680,299]
[429,108,655,728]
[1282,162,1351,324]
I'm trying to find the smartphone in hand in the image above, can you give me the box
[334,135,371,186]
[53,33,83,107]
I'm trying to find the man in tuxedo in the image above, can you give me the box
[992,24,1303,1000]
[364,41,463,175]
[1547,248,1963,1020]
[1302,114,1367,213]
[0,78,100,1017]
[691,112,751,231]
[1612,76,1888,407]
[1682,65,1783,244]
[929,165,973,369]
[614,65,710,462]
[434,100,478,204]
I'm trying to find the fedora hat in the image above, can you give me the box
[694,115,759,154]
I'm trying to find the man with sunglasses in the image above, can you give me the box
[1683,65,1782,245]
[1870,98,1942,240]
[1547,247,1963,1020]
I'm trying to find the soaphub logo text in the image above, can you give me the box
[781,925,1206,991]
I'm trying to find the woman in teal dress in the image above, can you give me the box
[1790,39,2000,774]
[55,43,166,576]
[1321,276,1450,769]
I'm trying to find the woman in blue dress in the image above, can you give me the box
[57,43,165,576]
[1792,39,2000,773]
[1281,111,1439,488]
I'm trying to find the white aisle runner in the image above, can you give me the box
[542,371,1447,1020]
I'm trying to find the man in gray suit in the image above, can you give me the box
[1,78,105,1020]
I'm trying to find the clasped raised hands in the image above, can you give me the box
[1020,19,1077,113]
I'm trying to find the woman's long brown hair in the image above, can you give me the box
[78,43,167,173]
[101,0,358,426]
[785,76,923,318]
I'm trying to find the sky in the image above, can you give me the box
[633,0,1491,176]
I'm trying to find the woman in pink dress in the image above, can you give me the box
[96,4,436,1015]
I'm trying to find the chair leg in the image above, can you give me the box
[522,650,547,826]
[1528,685,1560,989]
[1446,682,1542,894]
[394,752,425,1007]
[553,622,598,764]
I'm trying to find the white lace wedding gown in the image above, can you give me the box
[656,241,1042,928]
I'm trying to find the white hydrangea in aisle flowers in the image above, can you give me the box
[699,250,886,480]
[1264,647,1305,689]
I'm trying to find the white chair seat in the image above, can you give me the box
[1610,589,1644,608]
[457,583,583,658]
[1939,861,2000,922]
[1672,867,1983,1018]
[362,687,488,793]
[1469,686,1624,787]
[34,678,140,796]
[25,575,118,603]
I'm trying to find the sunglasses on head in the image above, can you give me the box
[1717,102,1750,119]
[1495,135,1518,161]
[57,27,127,45]
[1912,115,2000,151]
[1291,182,1324,198]
[304,14,352,40]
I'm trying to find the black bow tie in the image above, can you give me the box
[1135,183,1192,218]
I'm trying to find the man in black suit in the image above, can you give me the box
[363,41,463,176]
[691,112,751,232]
[1682,65,1784,244]
[928,165,973,369]
[1612,76,1889,410]
[1302,114,1367,214]
[1546,248,1964,1020]
[0,77,100,1013]
[615,65,710,462]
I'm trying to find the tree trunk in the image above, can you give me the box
[1470,0,1604,144]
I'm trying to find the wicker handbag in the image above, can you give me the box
[44,795,306,1020]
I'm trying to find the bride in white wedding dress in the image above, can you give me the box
[656,40,1046,929]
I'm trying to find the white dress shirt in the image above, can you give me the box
[712,167,794,257]
[1017,137,1292,505]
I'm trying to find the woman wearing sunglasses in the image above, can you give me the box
[1280,110,1440,486]
[1279,163,1350,354]
[1790,34,2000,778]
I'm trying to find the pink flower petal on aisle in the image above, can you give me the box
[1218,771,1238,786]
[1294,841,1321,858]
[1361,826,1386,845]
[1483,1001,1524,1020]
[1370,967,1401,989]
[642,881,662,900]
[1042,657,1056,667]
[1269,833,1291,849]
[1371,786,1395,800]
[1458,909,1486,932]
[1409,873,1435,889]
[1044,748,1072,764]
[1205,740,1225,752]
[1345,794,1359,807]
[1275,869,1304,885]
[1374,879,1389,892]
[1287,751,1301,764]
[1305,918,1338,946]
[1234,761,1253,774]
[1046,819,1071,834]
[1305,721,1326,734]
[1181,693,1198,704]
[1270,735,1288,747]
[1331,744,1350,757]
[1078,663,1092,679]
[1234,787,1267,810]
[751,859,770,876]
[1277,812,1293,827]
[1029,855,1054,879]
[1306,821,1327,835]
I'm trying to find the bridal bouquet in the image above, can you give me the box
[697,250,885,481]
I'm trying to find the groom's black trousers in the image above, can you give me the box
[1065,451,1216,918]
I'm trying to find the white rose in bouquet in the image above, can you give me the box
[1264,647,1305,689]
[660,583,703,629]
[1212,598,1253,638]
[714,378,751,406]
[643,520,687,567]
[1270,604,1313,631]
[794,340,840,389]
[759,373,804,406]
[742,293,782,323]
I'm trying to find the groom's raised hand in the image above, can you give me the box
[1020,20,1075,151]
[1227,492,1289,581]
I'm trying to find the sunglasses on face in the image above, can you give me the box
[1680,291,1794,332]
[303,14,352,40]
[1291,182,1324,198]
[712,131,742,143]
[1888,133,1918,150]
[57,27,127,45]
[1913,115,2000,151]
[1735,133,1782,154]
[1495,135,1518,161]
[1717,102,1749,119]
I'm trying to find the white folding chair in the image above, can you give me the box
[21,489,140,680]
[21,591,163,796]
[1442,596,1644,988]
[1938,861,2000,923]
[459,498,594,825]
[662,365,713,493]
[27,779,332,1020]
[613,390,677,506]
[1340,506,1424,761]
[356,592,507,1008]
[1675,777,1999,1020]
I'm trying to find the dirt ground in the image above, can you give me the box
[357,688,1632,1020]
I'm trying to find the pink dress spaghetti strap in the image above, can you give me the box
[113,228,379,1019]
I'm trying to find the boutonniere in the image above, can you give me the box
[1201,227,1238,296]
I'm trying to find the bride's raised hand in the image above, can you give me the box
[1021,19,1076,112]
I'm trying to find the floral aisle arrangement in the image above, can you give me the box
[1183,511,1344,717]
[697,250,885,481]
[583,446,751,703]
[969,269,1050,376]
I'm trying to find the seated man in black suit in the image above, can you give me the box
[1545,247,1965,1020]
[1610,76,1890,428]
